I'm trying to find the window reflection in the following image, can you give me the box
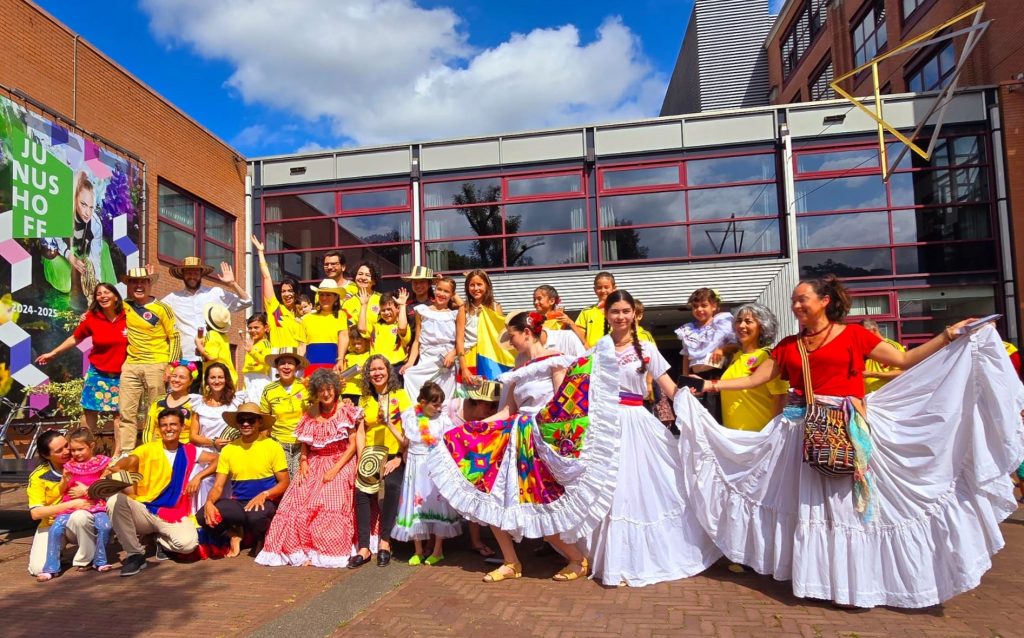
[507,174,581,197]
[797,148,878,174]
[341,189,407,211]
[263,193,335,221]
[503,233,588,267]
[422,179,501,208]
[505,200,587,233]
[898,286,995,335]
[686,155,775,185]
[798,212,888,249]
[337,212,411,244]
[799,249,892,278]
[426,239,503,271]
[891,206,991,243]
[690,220,780,256]
[602,166,679,190]
[688,184,777,221]
[602,226,686,262]
[266,218,336,250]
[894,242,996,274]
[424,206,501,241]
[795,176,887,212]
[599,192,684,227]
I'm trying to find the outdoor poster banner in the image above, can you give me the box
[0,94,142,404]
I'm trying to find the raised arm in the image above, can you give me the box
[251,235,278,304]
[868,319,975,370]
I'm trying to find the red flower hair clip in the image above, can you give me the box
[527,311,544,334]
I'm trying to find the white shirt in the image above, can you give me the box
[162,285,252,361]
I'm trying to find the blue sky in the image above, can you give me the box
[32,1,778,157]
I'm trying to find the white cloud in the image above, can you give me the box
[294,140,328,153]
[141,0,665,146]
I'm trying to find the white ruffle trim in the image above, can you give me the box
[391,519,463,542]
[255,548,356,569]
[497,353,579,386]
[431,338,622,541]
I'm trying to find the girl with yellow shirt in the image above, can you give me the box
[242,313,273,402]
[571,271,616,347]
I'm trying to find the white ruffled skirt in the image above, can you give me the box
[580,404,722,587]
[404,345,456,406]
[673,326,1024,608]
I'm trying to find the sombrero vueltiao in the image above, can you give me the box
[401,266,435,281]
[88,470,143,500]
[170,256,215,279]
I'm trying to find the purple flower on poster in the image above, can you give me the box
[100,166,135,237]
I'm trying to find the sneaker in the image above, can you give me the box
[120,554,148,577]
[154,546,170,562]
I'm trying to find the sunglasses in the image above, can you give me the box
[236,415,260,425]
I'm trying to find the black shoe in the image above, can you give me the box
[154,545,170,562]
[120,554,148,577]
[348,553,371,569]
[377,549,392,567]
[248,536,265,558]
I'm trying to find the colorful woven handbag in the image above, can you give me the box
[797,338,856,476]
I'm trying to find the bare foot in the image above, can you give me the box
[226,535,242,558]
[36,573,54,582]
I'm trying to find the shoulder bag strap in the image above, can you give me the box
[796,336,815,405]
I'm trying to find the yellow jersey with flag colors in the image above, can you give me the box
[129,441,189,503]
[721,348,789,431]
[637,325,655,344]
[216,438,287,501]
[471,306,516,380]
[265,295,305,348]
[342,350,370,397]
[343,291,381,330]
[242,338,272,375]
[260,380,305,444]
[203,330,237,383]
[366,320,409,365]
[126,298,180,364]
[864,337,905,393]
[574,305,607,348]
[360,389,410,455]
[142,395,195,444]
[26,463,63,528]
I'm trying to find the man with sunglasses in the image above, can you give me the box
[197,402,289,558]
[105,408,219,576]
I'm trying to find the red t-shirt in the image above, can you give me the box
[73,310,129,374]
[771,324,882,399]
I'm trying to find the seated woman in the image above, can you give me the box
[26,431,96,577]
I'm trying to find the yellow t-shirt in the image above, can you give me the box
[265,295,305,348]
[203,330,237,383]
[301,312,348,346]
[343,350,370,397]
[343,292,381,330]
[360,389,410,455]
[242,338,272,375]
[637,326,655,344]
[26,463,63,528]
[720,349,789,431]
[216,438,287,501]
[574,305,607,348]
[125,298,181,364]
[260,380,306,444]
[864,338,905,393]
[367,320,409,365]
[142,395,195,444]
[130,441,188,504]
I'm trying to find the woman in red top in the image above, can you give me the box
[671,274,1024,609]
[37,283,128,455]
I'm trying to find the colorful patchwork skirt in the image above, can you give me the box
[81,365,120,412]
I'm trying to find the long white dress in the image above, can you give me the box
[580,338,722,587]
[430,339,622,541]
[673,326,1024,608]
[391,409,462,541]
[404,304,457,404]
[190,394,243,510]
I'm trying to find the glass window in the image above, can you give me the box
[204,208,234,245]
[159,182,236,265]
[686,155,775,186]
[507,174,581,197]
[424,206,501,241]
[602,226,686,262]
[422,178,501,208]
[158,221,194,261]
[504,233,588,268]
[902,0,927,21]
[917,135,985,168]
[690,219,781,256]
[894,168,989,207]
[688,184,778,221]
[898,286,995,335]
[852,0,888,67]
[337,212,412,245]
[505,200,587,233]
[781,0,826,79]
[426,239,503,271]
[849,294,891,316]
[263,193,334,221]
[798,212,889,249]
[894,242,996,274]
[265,250,332,283]
[158,184,194,226]
[341,189,407,211]
[601,166,679,190]
[265,218,336,251]
[799,249,892,278]
[795,176,887,212]
[204,241,233,267]
[341,245,413,278]
[599,192,684,227]
[797,148,878,174]
[891,206,991,243]
[808,61,835,101]
[906,41,956,92]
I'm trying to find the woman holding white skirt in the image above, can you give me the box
[678,274,1024,608]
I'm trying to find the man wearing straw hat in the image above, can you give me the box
[162,256,251,391]
[118,268,180,455]
[104,407,219,576]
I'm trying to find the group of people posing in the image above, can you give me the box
[24,238,1024,610]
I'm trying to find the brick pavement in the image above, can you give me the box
[339,521,1024,638]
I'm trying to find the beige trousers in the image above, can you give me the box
[118,362,166,451]
[107,493,198,556]
[27,510,97,576]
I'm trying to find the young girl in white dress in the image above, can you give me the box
[392,382,461,565]
[402,277,457,404]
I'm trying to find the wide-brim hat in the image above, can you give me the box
[204,302,231,333]
[88,470,143,501]
[310,279,346,295]
[120,267,158,285]
[401,266,435,281]
[223,402,276,431]
[466,380,502,402]
[265,347,309,370]
[169,256,215,279]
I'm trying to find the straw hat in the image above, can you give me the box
[498,309,539,343]
[223,402,276,432]
[265,347,309,370]
[169,256,215,279]
[310,279,346,295]
[120,267,158,285]
[467,380,502,402]
[401,266,435,281]
[204,303,231,333]
[88,470,143,501]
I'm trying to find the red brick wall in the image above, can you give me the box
[0,0,249,347]
[999,82,1024,330]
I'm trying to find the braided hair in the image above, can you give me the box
[605,290,647,375]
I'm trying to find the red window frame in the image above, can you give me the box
[420,167,590,275]
[260,182,414,283]
[851,0,888,68]
[594,149,783,267]
[157,181,237,269]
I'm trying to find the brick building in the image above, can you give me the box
[0,0,247,389]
